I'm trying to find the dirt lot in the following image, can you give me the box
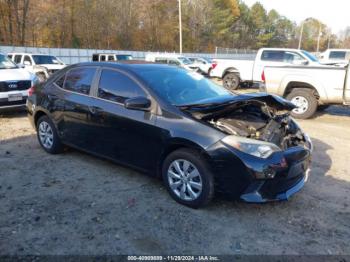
[0,94,350,255]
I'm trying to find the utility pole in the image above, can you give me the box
[298,17,313,49]
[298,22,305,49]
[316,26,322,53]
[178,0,183,54]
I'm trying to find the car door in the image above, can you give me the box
[87,68,161,172]
[253,50,287,81]
[55,66,99,149]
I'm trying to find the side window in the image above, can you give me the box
[329,51,346,60]
[283,52,304,63]
[100,55,106,61]
[64,67,96,95]
[108,55,115,61]
[168,59,180,66]
[23,55,32,65]
[8,54,13,59]
[55,74,66,88]
[98,69,146,103]
[14,55,22,64]
[261,51,284,62]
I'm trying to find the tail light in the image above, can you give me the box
[211,61,217,69]
[261,70,265,83]
[28,86,35,96]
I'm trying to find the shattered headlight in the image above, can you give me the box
[222,135,281,159]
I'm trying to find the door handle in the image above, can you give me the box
[89,106,103,115]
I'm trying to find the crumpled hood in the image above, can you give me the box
[180,92,296,118]
[0,68,35,81]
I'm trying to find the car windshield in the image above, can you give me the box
[0,54,17,69]
[178,57,192,65]
[32,55,62,65]
[301,50,319,62]
[137,67,232,106]
[116,55,133,60]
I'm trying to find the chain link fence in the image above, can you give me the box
[0,45,257,64]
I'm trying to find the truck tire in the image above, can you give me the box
[286,89,318,119]
[223,73,240,91]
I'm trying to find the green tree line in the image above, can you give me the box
[0,0,349,52]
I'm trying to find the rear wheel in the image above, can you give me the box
[286,89,318,119]
[162,149,214,208]
[223,73,240,91]
[36,115,64,154]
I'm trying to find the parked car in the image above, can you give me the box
[145,53,198,71]
[261,63,350,119]
[27,62,312,208]
[319,49,350,65]
[0,53,38,110]
[188,57,213,75]
[210,48,322,91]
[8,53,66,81]
[92,53,133,62]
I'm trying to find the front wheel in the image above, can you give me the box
[223,73,240,91]
[286,89,318,119]
[162,149,214,208]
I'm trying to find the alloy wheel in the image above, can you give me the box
[38,121,54,149]
[167,159,202,201]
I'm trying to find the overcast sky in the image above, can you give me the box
[243,0,350,33]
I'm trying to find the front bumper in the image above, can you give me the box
[239,146,311,203]
[240,168,310,203]
[206,139,312,202]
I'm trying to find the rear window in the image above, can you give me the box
[92,54,99,61]
[63,67,96,95]
[261,51,284,62]
[329,51,346,60]
[116,55,132,60]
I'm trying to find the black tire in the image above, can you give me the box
[36,115,64,154]
[223,72,240,91]
[286,88,318,119]
[162,148,214,208]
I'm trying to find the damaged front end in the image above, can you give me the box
[181,93,312,152]
[180,93,312,202]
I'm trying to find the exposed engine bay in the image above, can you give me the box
[202,101,307,150]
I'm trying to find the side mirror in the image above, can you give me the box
[23,61,31,66]
[124,96,151,111]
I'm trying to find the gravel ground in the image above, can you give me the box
[0,98,349,255]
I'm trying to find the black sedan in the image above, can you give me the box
[27,62,312,208]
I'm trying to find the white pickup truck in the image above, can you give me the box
[261,64,350,119]
[210,48,321,91]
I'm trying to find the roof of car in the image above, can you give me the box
[73,61,176,72]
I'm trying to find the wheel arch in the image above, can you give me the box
[156,138,211,179]
[34,110,49,128]
[222,67,240,79]
[283,81,320,101]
